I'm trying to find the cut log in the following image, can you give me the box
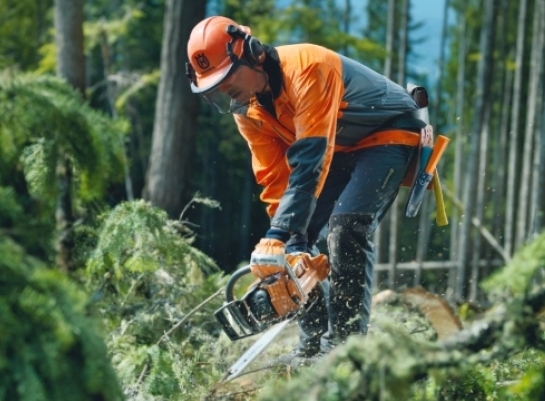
[401,287,462,340]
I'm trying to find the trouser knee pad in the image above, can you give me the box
[327,213,376,337]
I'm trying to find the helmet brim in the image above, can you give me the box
[190,60,239,95]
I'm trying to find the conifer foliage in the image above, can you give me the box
[84,200,226,399]
[0,71,129,263]
[0,260,123,401]
[0,72,128,202]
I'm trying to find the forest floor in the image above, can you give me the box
[210,287,452,398]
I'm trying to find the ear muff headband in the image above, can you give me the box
[226,25,265,67]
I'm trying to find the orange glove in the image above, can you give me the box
[250,238,286,279]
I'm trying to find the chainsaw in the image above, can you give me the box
[214,253,329,381]
[215,253,329,340]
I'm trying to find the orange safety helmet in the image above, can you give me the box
[187,16,244,91]
[185,16,266,113]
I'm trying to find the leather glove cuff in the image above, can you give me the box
[286,232,309,254]
[264,227,290,243]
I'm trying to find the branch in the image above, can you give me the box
[156,287,223,345]
[135,288,223,387]
[206,387,260,400]
[441,183,511,263]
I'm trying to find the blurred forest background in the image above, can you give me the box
[2,0,545,400]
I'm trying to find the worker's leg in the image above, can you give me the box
[326,145,415,343]
[284,152,354,357]
[282,145,414,359]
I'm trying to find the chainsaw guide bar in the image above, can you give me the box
[221,318,293,383]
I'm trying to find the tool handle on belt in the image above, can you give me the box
[425,135,450,174]
[433,171,448,226]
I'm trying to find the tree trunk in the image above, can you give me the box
[54,0,85,94]
[54,0,85,271]
[491,0,513,255]
[448,0,467,297]
[537,74,545,232]
[456,0,496,300]
[533,61,545,234]
[379,0,396,288]
[516,0,545,248]
[145,0,206,217]
[504,0,528,256]
[431,0,450,126]
[385,0,409,289]
[99,23,134,202]
[415,0,449,288]
[396,0,409,86]
[491,65,512,240]
[469,104,491,301]
[342,0,351,56]
[487,17,513,274]
[529,0,545,238]
[383,0,396,79]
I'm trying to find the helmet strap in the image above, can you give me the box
[185,62,196,84]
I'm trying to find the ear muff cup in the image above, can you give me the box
[225,24,266,67]
[243,36,265,67]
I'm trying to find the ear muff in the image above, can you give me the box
[226,25,265,67]
[243,36,265,67]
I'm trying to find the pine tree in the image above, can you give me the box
[0,72,128,265]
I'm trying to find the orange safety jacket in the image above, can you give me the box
[232,43,422,234]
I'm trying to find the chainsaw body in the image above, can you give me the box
[215,255,329,341]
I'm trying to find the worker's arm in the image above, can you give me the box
[234,114,290,219]
[270,62,344,234]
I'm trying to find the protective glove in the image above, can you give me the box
[250,227,290,279]
[250,238,286,278]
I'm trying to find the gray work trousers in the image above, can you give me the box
[289,144,417,352]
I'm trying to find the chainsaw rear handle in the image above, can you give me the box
[225,265,252,302]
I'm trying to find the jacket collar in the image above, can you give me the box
[261,45,283,100]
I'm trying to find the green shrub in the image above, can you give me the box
[82,200,227,400]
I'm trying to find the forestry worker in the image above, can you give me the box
[186,16,428,363]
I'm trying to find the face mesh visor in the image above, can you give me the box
[202,88,245,114]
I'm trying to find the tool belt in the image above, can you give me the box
[349,127,449,227]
